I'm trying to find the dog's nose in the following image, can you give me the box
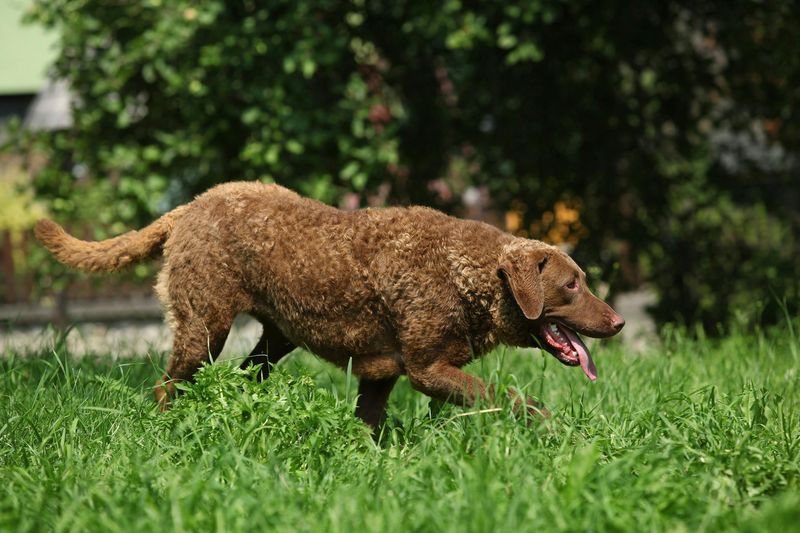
[610,314,625,332]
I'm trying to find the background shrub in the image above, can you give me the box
[11,0,800,330]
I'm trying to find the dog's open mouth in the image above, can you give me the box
[538,321,597,381]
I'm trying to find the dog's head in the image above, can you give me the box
[498,242,624,381]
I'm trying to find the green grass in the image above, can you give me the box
[2,322,799,532]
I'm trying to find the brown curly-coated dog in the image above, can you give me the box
[35,182,624,427]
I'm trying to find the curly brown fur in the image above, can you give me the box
[34,206,187,273]
[36,182,624,428]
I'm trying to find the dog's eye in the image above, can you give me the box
[565,279,578,290]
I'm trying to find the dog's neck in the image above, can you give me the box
[447,238,535,356]
[489,284,535,348]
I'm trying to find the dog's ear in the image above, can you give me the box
[498,249,548,320]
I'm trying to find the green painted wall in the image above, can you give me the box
[0,1,57,94]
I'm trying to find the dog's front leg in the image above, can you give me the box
[406,362,550,421]
[355,376,399,429]
[504,388,551,420]
[407,362,489,407]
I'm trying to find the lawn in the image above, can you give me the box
[1,322,799,532]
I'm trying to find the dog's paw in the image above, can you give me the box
[526,400,551,421]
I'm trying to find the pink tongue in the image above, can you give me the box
[561,327,597,381]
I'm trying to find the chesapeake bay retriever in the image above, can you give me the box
[35,182,624,427]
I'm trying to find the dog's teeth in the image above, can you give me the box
[550,324,558,332]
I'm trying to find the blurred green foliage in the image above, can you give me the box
[0,160,45,232]
[12,0,800,331]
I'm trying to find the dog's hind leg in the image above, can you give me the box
[154,313,234,409]
[240,319,296,380]
[154,270,241,409]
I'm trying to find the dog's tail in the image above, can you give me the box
[34,205,189,273]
